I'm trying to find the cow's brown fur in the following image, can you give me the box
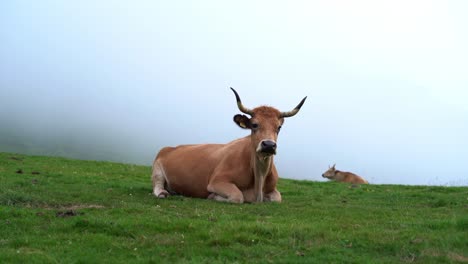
[151,89,305,203]
[322,164,368,184]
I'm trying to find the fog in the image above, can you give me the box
[1,1,467,186]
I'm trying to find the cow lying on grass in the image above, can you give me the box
[152,88,307,203]
[322,164,368,184]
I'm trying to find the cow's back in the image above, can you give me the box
[341,172,368,184]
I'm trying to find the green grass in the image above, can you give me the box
[0,152,467,263]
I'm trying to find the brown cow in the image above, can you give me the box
[322,164,369,184]
[151,88,306,203]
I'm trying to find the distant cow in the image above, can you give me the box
[322,164,368,184]
[151,88,307,203]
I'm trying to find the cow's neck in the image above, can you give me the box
[251,153,273,202]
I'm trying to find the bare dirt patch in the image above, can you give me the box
[63,204,105,210]
[422,250,468,262]
[41,204,105,210]
[448,252,468,262]
[56,210,84,218]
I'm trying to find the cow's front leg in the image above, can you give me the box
[242,189,281,203]
[207,181,244,203]
[263,189,282,202]
[242,189,257,203]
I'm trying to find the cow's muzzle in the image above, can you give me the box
[260,140,277,155]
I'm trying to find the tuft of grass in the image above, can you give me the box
[0,152,467,263]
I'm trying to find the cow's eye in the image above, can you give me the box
[251,123,259,130]
[277,126,282,133]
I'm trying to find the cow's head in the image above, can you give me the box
[322,164,337,179]
[231,87,307,156]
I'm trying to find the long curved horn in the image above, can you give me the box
[280,96,307,118]
[230,87,254,116]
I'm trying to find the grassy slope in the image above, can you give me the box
[0,152,467,263]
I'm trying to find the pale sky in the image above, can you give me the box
[1,1,467,185]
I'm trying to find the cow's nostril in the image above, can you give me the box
[262,140,277,149]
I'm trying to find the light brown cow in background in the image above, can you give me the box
[151,88,307,203]
[322,164,368,184]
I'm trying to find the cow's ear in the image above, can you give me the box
[233,114,251,129]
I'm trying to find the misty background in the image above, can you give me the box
[1,1,467,186]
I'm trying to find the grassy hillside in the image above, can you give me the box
[0,152,467,263]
